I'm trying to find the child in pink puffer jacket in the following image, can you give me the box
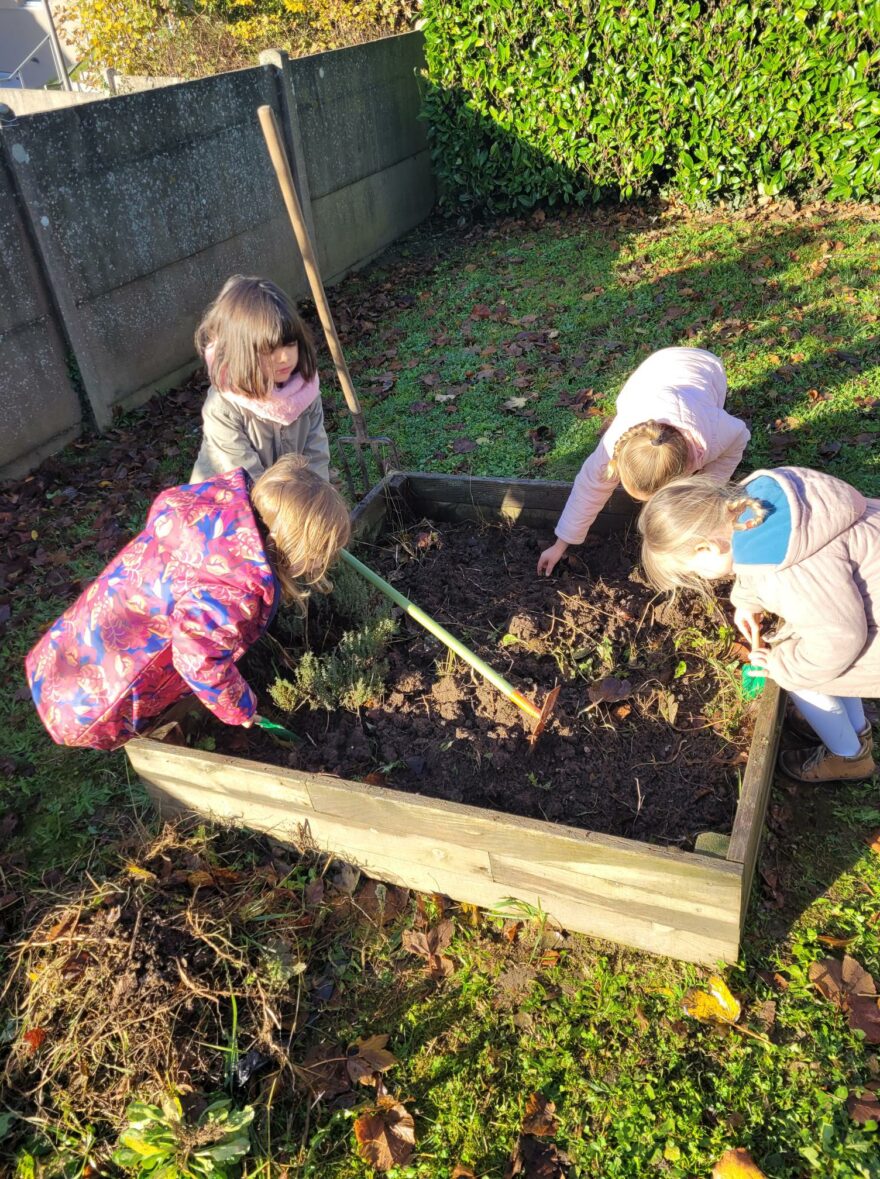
[26,457,350,751]
[639,466,879,785]
[538,347,750,575]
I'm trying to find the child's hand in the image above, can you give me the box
[747,646,772,671]
[733,607,762,648]
[537,538,569,577]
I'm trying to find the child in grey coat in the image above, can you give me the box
[190,275,330,484]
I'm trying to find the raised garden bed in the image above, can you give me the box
[127,474,784,965]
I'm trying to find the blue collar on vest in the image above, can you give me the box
[731,474,792,566]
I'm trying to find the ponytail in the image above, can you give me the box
[606,420,690,499]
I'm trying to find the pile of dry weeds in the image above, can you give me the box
[1,822,400,1136]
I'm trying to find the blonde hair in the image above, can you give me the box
[251,455,351,611]
[638,475,767,592]
[196,275,317,400]
[606,421,690,500]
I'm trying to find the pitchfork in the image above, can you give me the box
[258,105,400,498]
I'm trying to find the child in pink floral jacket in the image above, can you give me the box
[26,456,350,751]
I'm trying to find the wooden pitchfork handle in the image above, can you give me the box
[258,105,369,445]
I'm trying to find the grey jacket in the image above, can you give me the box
[190,386,331,483]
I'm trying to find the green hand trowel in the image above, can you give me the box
[254,715,301,745]
[740,663,767,701]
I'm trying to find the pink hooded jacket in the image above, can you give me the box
[26,468,279,751]
[555,347,750,544]
[730,466,880,696]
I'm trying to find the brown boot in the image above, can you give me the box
[779,737,877,784]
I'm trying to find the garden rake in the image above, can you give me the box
[258,105,401,498]
[340,549,561,747]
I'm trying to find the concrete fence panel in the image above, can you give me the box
[0,143,81,477]
[0,32,435,475]
[292,34,434,281]
[3,65,308,429]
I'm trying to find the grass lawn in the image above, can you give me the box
[2,198,880,1178]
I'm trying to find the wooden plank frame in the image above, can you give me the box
[126,472,784,965]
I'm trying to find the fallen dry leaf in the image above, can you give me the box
[503,396,529,411]
[402,919,455,979]
[356,880,409,926]
[452,1165,477,1178]
[728,639,752,663]
[124,862,157,884]
[817,934,856,949]
[588,676,633,705]
[346,1034,398,1086]
[61,950,92,980]
[46,911,79,942]
[809,955,876,1003]
[712,1147,767,1178]
[866,829,880,854]
[682,975,742,1025]
[23,1027,47,1055]
[846,1087,880,1126]
[522,1092,559,1137]
[752,1000,777,1032]
[504,1134,570,1178]
[503,920,523,944]
[295,1042,350,1101]
[809,955,880,1044]
[458,901,481,927]
[354,1095,416,1172]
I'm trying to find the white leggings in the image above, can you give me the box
[789,690,867,757]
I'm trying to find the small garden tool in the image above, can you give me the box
[254,714,301,745]
[258,105,401,498]
[740,662,767,700]
[740,623,768,700]
[340,549,560,746]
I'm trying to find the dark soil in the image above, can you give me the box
[211,520,757,848]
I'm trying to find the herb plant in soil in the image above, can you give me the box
[205,514,755,849]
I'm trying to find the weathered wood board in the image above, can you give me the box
[127,472,785,965]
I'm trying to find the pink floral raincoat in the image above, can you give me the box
[26,468,279,750]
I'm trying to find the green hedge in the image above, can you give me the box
[421,0,880,211]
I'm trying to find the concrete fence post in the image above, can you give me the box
[0,131,87,477]
[258,49,318,249]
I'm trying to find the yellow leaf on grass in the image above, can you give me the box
[459,902,481,927]
[682,975,742,1025]
[712,1147,767,1177]
[124,862,157,883]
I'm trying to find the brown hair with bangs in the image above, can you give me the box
[251,454,351,613]
[195,275,317,400]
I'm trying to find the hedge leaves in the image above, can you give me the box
[421,0,880,210]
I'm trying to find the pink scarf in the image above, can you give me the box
[204,342,320,426]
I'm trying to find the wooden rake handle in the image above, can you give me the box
[257,104,368,442]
